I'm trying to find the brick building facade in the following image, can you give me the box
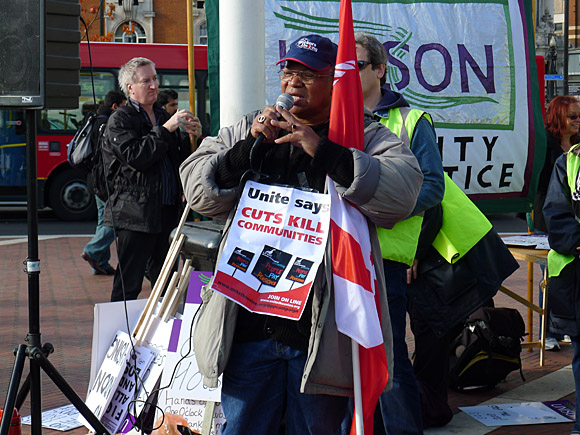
[80,0,206,45]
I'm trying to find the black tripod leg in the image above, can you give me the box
[0,344,26,435]
[30,347,110,435]
[29,352,41,435]
[14,343,54,410]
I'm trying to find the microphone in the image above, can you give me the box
[250,93,295,168]
[274,93,294,112]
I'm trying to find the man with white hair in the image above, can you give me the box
[102,57,200,302]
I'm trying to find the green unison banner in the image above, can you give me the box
[207,0,546,214]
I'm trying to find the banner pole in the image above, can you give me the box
[352,339,364,435]
[186,0,197,151]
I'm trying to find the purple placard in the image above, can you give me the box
[168,318,182,353]
[543,400,576,421]
[186,271,213,304]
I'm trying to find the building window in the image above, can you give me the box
[199,22,207,45]
[555,23,563,32]
[114,21,147,43]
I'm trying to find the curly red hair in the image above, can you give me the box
[546,95,580,138]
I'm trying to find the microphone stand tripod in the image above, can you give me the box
[0,110,110,435]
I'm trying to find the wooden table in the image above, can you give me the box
[499,246,549,366]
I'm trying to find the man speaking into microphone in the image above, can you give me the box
[179,34,423,434]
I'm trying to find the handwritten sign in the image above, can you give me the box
[155,271,225,434]
[212,181,330,319]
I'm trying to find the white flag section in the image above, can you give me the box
[329,181,382,349]
[262,0,539,205]
[212,180,330,320]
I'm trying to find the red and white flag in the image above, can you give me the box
[328,1,389,434]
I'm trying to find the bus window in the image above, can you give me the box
[39,70,118,133]
[0,110,26,188]
[158,70,210,134]
[158,72,189,112]
[195,69,211,136]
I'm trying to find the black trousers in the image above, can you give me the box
[110,206,177,302]
[409,301,454,429]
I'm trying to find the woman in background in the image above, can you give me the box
[535,96,580,232]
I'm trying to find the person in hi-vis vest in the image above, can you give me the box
[543,143,580,435]
[355,32,445,434]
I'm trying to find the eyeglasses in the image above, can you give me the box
[135,77,158,87]
[568,114,580,120]
[278,70,332,85]
[357,60,372,70]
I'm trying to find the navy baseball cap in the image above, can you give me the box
[276,35,338,71]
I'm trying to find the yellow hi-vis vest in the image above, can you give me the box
[547,145,580,278]
[432,174,492,263]
[376,107,429,266]
[376,108,492,265]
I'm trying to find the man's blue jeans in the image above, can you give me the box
[377,260,423,434]
[83,196,115,268]
[221,338,348,435]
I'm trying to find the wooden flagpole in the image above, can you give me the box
[186,0,197,152]
[132,205,191,343]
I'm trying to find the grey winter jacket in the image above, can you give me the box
[179,108,423,395]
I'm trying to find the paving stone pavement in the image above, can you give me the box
[0,236,576,434]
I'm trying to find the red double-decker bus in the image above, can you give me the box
[0,42,209,220]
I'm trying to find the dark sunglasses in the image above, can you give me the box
[357,60,372,70]
[568,114,580,120]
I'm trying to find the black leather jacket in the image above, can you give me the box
[102,101,189,233]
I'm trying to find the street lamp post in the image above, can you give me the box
[547,35,558,103]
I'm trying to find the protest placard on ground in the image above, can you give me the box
[460,400,576,426]
[22,405,81,432]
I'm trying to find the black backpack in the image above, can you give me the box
[90,125,109,201]
[67,113,107,171]
[449,307,526,391]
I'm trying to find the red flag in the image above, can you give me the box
[328,1,389,434]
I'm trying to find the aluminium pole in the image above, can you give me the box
[564,0,569,95]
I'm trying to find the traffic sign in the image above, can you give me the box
[545,74,564,80]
